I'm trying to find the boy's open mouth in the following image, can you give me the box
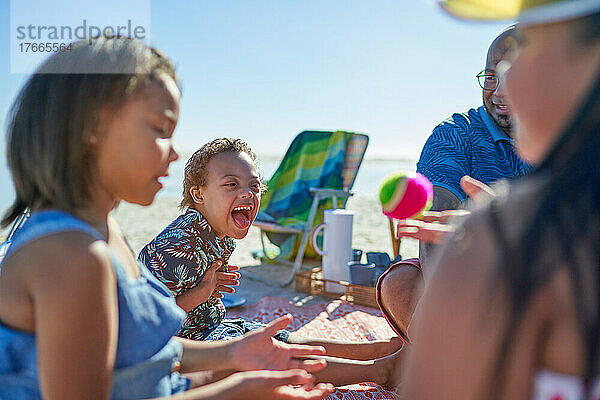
[231,205,253,229]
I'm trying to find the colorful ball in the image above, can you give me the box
[379,172,433,220]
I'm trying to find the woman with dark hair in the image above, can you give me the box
[0,37,334,399]
[401,1,600,399]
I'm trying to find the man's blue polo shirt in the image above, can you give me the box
[417,106,534,203]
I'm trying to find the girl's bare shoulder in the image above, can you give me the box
[5,230,115,292]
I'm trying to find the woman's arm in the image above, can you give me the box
[26,232,119,400]
[402,213,516,399]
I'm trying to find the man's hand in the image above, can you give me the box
[230,314,328,373]
[396,176,494,244]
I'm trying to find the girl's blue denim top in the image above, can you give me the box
[0,210,189,399]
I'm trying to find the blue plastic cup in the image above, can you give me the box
[366,252,391,267]
[373,265,388,286]
[348,262,375,287]
[366,252,392,286]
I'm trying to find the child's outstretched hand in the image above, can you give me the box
[230,314,328,373]
[220,370,334,400]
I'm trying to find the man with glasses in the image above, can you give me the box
[413,25,533,269]
[417,25,533,215]
[373,27,534,344]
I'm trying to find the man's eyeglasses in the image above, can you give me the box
[476,70,499,91]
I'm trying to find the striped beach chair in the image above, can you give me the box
[251,130,369,286]
[0,210,29,268]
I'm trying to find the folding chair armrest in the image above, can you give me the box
[308,188,353,212]
[253,220,304,234]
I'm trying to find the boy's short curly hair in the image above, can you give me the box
[180,138,261,210]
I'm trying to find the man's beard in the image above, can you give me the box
[484,101,513,134]
[493,113,512,131]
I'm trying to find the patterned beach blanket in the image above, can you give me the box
[228,296,400,400]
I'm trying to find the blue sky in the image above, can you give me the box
[0,0,507,210]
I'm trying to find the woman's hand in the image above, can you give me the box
[396,216,461,244]
[230,315,328,373]
[460,175,495,200]
[396,176,495,244]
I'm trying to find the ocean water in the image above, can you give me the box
[157,158,418,200]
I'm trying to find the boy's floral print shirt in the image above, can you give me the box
[138,208,235,340]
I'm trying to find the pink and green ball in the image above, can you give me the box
[379,172,433,220]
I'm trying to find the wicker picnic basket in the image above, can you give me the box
[294,267,378,308]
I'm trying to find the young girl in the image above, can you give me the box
[0,37,334,400]
[139,138,404,386]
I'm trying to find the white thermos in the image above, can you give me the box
[312,209,354,293]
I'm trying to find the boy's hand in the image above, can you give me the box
[175,260,241,312]
[187,260,224,305]
[196,260,240,300]
[211,264,241,299]
[230,314,327,372]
